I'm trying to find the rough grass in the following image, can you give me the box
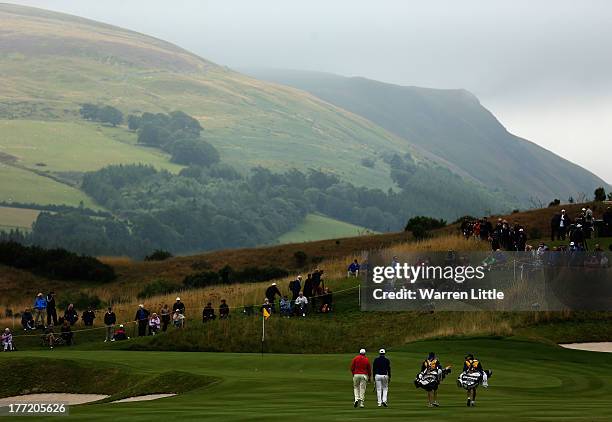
[277,213,376,244]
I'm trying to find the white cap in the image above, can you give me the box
[576,224,582,228]
[570,242,575,246]
[119,324,124,328]
[561,209,566,212]
[582,208,586,211]
[139,304,144,308]
[379,348,386,354]
[176,297,181,301]
[519,228,524,232]
[271,282,277,286]
[359,348,366,355]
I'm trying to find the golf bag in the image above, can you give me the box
[457,370,493,390]
[414,367,451,391]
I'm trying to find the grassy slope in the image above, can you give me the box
[0,120,182,173]
[0,165,97,208]
[277,213,376,243]
[4,338,612,421]
[0,3,429,191]
[247,69,610,204]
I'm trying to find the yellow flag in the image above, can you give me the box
[263,308,271,320]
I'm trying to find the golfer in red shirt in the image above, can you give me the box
[350,348,371,408]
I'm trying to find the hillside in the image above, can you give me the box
[245,69,609,205]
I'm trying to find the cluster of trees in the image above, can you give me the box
[183,266,289,289]
[79,103,123,126]
[0,241,115,282]
[404,216,447,239]
[128,111,220,167]
[9,156,505,257]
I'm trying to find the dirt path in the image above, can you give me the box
[0,393,109,405]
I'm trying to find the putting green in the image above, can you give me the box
[4,337,612,421]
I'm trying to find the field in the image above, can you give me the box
[0,165,98,208]
[0,206,39,231]
[0,120,182,173]
[277,213,376,243]
[2,337,612,421]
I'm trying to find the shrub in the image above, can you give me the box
[0,241,116,282]
[233,266,289,283]
[144,250,173,261]
[183,271,220,288]
[58,292,103,311]
[138,279,181,299]
[360,157,375,168]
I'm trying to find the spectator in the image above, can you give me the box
[149,312,161,335]
[289,275,302,302]
[294,292,308,317]
[280,295,292,317]
[160,304,171,331]
[219,299,230,319]
[113,324,128,341]
[571,224,586,249]
[103,307,116,342]
[135,304,150,336]
[303,274,314,302]
[260,298,272,316]
[172,310,185,328]
[603,207,612,236]
[173,297,185,315]
[21,308,35,331]
[265,283,282,313]
[550,212,561,241]
[202,302,216,322]
[82,307,95,327]
[61,320,73,345]
[321,287,333,313]
[33,293,47,328]
[43,324,55,349]
[480,217,493,241]
[64,304,78,326]
[515,228,527,251]
[348,259,360,277]
[46,291,57,326]
[2,328,13,351]
[559,209,570,240]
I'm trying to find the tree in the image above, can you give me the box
[594,187,607,201]
[138,124,170,147]
[170,139,220,166]
[97,105,123,126]
[79,103,99,120]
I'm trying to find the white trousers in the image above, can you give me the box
[353,374,367,402]
[375,374,389,404]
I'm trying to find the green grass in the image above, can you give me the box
[0,120,182,173]
[0,206,39,230]
[4,337,612,421]
[0,165,98,208]
[277,213,376,244]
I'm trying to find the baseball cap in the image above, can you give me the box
[176,297,181,301]
[359,348,366,355]
[379,348,386,354]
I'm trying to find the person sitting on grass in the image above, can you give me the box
[113,324,128,341]
[61,320,73,345]
[173,310,185,328]
[348,259,360,277]
[219,299,230,319]
[149,312,161,335]
[280,295,292,317]
[82,307,95,327]
[43,324,55,349]
[2,328,13,351]
[202,303,216,322]
[64,303,78,326]
[21,308,35,331]
[294,292,308,317]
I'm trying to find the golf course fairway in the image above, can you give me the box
[2,337,611,421]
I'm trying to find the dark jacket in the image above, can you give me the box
[104,311,116,325]
[373,356,391,377]
[135,308,150,322]
[82,310,96,325]
[265,285,281,302]
[173,301,186,314]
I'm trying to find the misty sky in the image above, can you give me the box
[10,0,612,183]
